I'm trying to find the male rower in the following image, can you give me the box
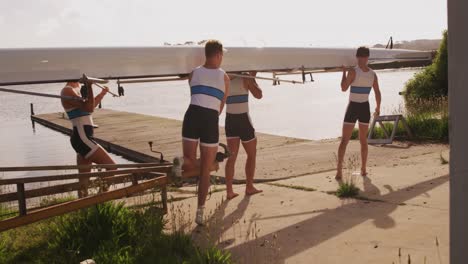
[336,46,381,179]
[224,72,263,199]
[173,40,230,225]
[61,80,116,197]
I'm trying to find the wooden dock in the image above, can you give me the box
[32,109,348,182]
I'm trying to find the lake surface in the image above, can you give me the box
[0,68,420,171]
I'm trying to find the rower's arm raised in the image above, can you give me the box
[220,73,230,114]
[61,83,95,112]
[94,87,108,107]
[341,68,356,92]
[244,72,263,99]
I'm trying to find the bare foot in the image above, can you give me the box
[361,169,368,177]
[335,170,343,180]
[246,186,263,196]
[227,191,239,200]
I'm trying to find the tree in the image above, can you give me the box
[404,30,448,101]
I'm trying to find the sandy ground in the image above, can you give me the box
[33,110,450,263]
[165,142,449,264]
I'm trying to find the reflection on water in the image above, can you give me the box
[0,120,130,184]
[0,68,419,171]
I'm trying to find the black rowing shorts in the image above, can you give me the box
[71,125,99,159]
[344,101,371,125]
[225,113,256,142]
[182,104,219,147]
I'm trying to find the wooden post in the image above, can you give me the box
[367,117,377,140]
[400,117,413,138]
[17,183,27,216]
[389,116,400,140]
[131,173,139,186]
[378,121,390,138]
[161,185,168,213]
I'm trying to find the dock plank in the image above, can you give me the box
[32,109,441,182]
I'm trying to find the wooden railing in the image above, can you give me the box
[0,163,173,232]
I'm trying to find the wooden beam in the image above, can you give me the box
[368,138,393,145]
[377,121,390,138]
[0,163,170,172]
[400,116,413,138]
[0,172,165,203]
[0,176,168,232]
[0,166,172,185]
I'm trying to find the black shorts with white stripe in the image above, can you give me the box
[70,125,99,159]
[225,113,256,142]
[343,101,371,125]
[182,104,219,147]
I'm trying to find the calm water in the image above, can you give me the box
[0,68,420,170]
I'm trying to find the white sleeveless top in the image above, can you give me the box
[349,66,375,103]
[226,78,249,114]
[61,85,94,126]
[189,66,226,112]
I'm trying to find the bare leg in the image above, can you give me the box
[336,124,355,179]
[177,139,220,178]
[182,160,219,178]
[88,146,116,192]
[198,145,218,207]
[358,123,369,176]
[182,139,199,172]
[225,138,241,199]
[242,138,262,195]
[77,154,92,198]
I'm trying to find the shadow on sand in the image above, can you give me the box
[220,174,449,263]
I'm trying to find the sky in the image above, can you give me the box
[0,0,447,48]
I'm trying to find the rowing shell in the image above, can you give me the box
[0,47,432,86]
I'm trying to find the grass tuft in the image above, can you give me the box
[440,153,449,165]
[336,182,360,198]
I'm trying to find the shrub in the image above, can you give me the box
[0,202,233,264]
[404,30,448,102]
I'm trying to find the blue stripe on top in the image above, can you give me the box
[191,85,225,101]
[67,109,91,119]
[350,86,372,94]
[226,94,249,104]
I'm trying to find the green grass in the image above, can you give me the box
[440,153,449,165]
[351,98,448,142]
[0,205,17,221]
[268,182,316,192]
[39,195,75,207]
[0,202,232,264]
[336,182,360,198]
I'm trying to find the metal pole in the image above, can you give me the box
[448,0,468,263]
[30,103,35,116]
[93,83,120,98]
[118,77,187,84]
[228,73,303,84]
[0,87,84,101]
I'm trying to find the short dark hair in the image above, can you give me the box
[205,40,224,58]
[356,46,370,57]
